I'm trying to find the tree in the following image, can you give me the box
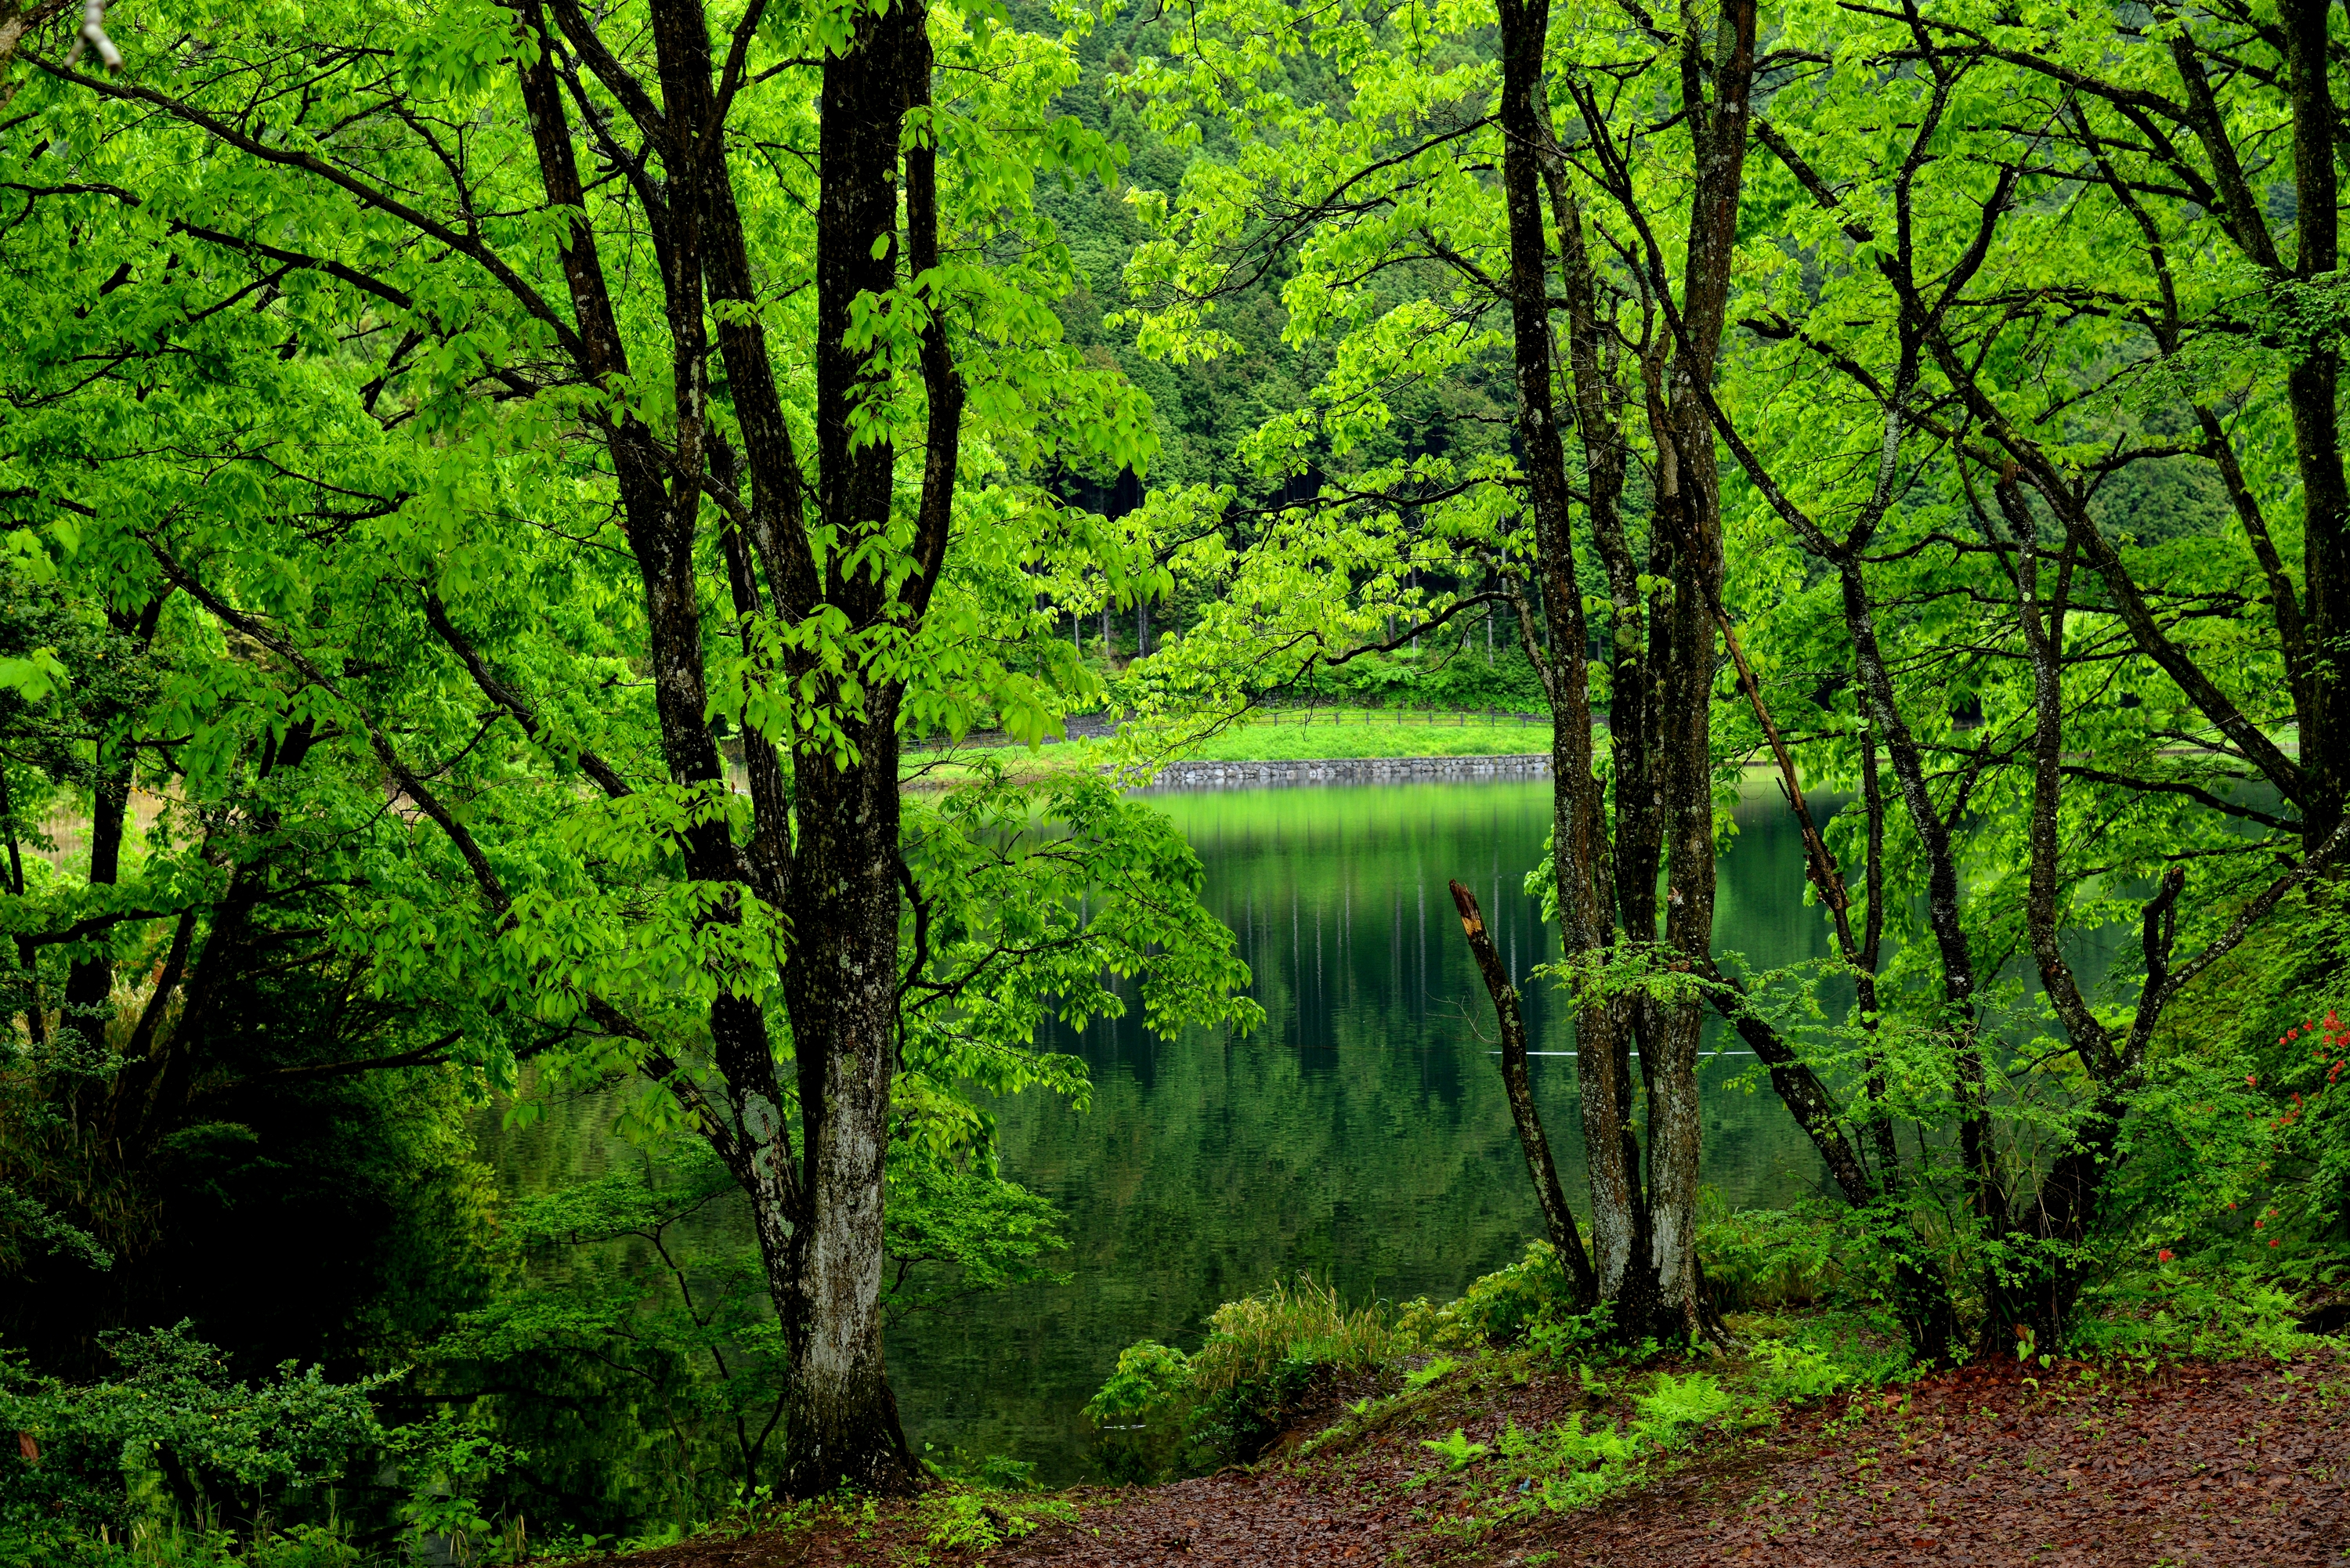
[1108,0,1878,1344]
[1108,0,2350,1358]
[1698,0,2350,1344]
[3,0,1249,1494]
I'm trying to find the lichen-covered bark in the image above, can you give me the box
[1494,0,1655,1327]
[508,0,944,1494]
[0,0,72,103]
[1494,0,1762,1343]
[779,699,916,1494]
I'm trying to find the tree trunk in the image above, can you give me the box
[58,754,131,1052]
[1838,558,2002,1232]
[1647,407,1714,1338]
[1449,880,1598,1305]
[1650,0,1758,1340]
[2285,0,2348,851]
[0,762,45,1047]
[1494,0,1659,1335]
[62,599,165,1054]
[779,703,916,1493]
[761,0,930,1493]
[514,0,939,1492]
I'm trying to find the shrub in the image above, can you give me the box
[1080,1341,1192,1425]
[2066,1256,2325,1363]
[1086,1275,1402,1470]
[1697,1204,1847,1312]
[915,1490,1077,1553]
[1188,1274,1401,1398]
[1745,1339,1853,1404]
[0,1326,389,1563]
[1398,1242,1578,1349]
[1630,1371,1734,1449]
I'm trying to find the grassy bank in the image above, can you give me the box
[578,1311,2345,1568]
[896,711,1556,786]
[44,1233,2341,1566]
[1176,710,1552,762]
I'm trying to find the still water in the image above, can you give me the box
[480,779,1835,1484]
[888,780,1830,1476]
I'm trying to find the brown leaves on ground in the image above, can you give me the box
[1520,1357,2349,1568]
[593,1355,2348,1568]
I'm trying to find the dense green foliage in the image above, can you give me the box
[1090,0,2350,1360]
[0,0,1255,1521]
[2,0,2349,1548]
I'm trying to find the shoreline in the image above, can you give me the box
[1144,753,1553,789]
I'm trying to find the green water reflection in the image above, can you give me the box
[887,779,1831,1477]
[475,779,1837,1487]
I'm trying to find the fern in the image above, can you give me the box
[1419,1426,1490,1471]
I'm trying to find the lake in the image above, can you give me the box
[477,777,1837,1488]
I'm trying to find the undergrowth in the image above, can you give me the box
[1085,1274,1403,1474]
[911,1490,1078,1557]
[1084,1202,2347,1503]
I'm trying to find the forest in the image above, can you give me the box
[0,0,2345,1560]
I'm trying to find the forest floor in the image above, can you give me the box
[588,1348,2348,1568]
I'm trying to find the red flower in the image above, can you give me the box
[2254,1219,2265,1228]
[2269,1239,2280,1248]
[2247,1073,2259,1086]
[2157,1249,2175,1263]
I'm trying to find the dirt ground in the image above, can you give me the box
[597,1354,2349,1568]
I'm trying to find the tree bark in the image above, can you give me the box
[0,0,70,105]
[1640,0,1758,1339]
[1448,880,1599,1306]
[2284,0,2348,850]
[515,0,943,1492]
[776,0,931,1494]
[61,598,166,1055]
[779,699,915,1493]
[55,751,128,1051]
[1494,0,1659,1335]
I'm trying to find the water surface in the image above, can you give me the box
[889,780,1831,1476]
[479,779,1835,1486]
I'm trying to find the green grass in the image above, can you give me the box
[1188,1274,1408,1395]
[895,711,1555,785]
[1177,711,1553,762]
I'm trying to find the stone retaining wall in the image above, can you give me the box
[1148,753,1554,790]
